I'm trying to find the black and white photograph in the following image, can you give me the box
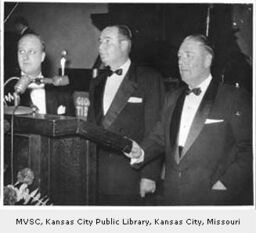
[0,0,255,232]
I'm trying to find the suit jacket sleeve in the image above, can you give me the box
[139,92,173,166]
[216,87,252,194]
[139,72,166,181]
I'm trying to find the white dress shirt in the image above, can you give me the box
[23,72,46,114]
[103,59,131,115]
[178,75,212,146]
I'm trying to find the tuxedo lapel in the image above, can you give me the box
[102,65,138,129]
[45,89,56,114]
[167,88,186,164]
[45,90,50,113]
[180,80,219,160]
[169,88,187,146]
[91,71,108,124]
[20,89,33,107]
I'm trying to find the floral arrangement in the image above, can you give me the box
[4,168,52,205]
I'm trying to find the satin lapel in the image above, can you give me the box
[102,65,138,129]
[92,72,108,124]
[21,89,32,108]
[45,90,50,114]
[166,88,185,164]
[180,81,219,159]
[45,89,57,114]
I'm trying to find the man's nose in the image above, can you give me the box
[178,58,183,66]
[22,52,29,60]
[98,42,104,52]
[179,57,188,66]
[99,41,108,52]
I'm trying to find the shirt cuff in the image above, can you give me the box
[130,149,145,165]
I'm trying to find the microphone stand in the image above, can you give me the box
[13,92,20,107]
[10,97,20,185]
[4,76,29,184]
[5,72,70,185]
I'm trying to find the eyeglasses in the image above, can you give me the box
[18,49,40,56]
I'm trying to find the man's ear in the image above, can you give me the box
[204,53,213,68]
[41,52,46,62]
[120,40,129,52]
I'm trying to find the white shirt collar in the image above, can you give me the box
[194,74,212,95]
[21,72,43,79]
[114,58,131,77]
[103,59,131,114]
[179,74,212,147]
[21,72,44,89]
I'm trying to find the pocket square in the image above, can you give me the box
[205,118,224,124]
[211,180,227,190]
[57,105,66,115]
[128,97,143,103]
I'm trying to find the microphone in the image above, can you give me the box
[11,74,69,107]
[13,75,33,106]
[14,75,32,94]
[34,76,69,86]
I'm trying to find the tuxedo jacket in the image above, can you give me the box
[141,80,253,205]
[22,86,75,116]
[88,63,165,197]
[4,77,75,116]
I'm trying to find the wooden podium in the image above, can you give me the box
[4,113,94,205]
[4,112,132,205]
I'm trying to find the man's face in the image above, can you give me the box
[178,38,211,87]
[18,35,45,76]
[98,26,125,68]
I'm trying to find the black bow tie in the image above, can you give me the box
[113,69,123,76]
[105,67,123,77]
[185,87,202,96]
[34,78,44,85]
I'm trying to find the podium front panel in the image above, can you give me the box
[4,114,97,205]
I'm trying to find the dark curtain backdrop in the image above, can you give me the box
[4,3,252,91]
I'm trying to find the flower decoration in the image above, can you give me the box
[17,167,35,185]
[4,168,52,205]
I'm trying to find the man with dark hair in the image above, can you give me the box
[88,25,165,205]
[127,34,252,205]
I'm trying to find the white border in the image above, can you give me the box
[0,0,255,232]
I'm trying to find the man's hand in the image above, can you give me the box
[140,178,156,198]
[52,75,69,86]
[124,140,144,165]
[124,140,143,159]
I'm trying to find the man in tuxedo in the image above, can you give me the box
[4,33,74,116]
[127,34,252,205]
[88,25,165,205]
